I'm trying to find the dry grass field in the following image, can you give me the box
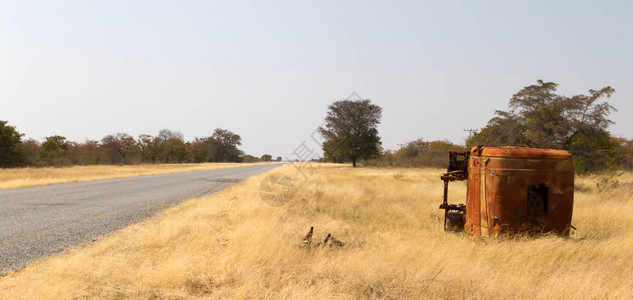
[0,164,632,298]
[0,163,272,190]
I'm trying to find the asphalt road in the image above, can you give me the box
[0,164,281,274]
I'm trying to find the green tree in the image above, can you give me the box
[38,135,69,166]
[319,99,382,167]
[261,154,272,161]
[468,80,616,173]
[207,128,243,162]
[0,120,25,168]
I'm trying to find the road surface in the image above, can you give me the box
[0,164,281,274]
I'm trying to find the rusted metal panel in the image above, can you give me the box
[464,156,481,235]
[441,146,574,237]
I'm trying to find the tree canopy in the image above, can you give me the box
[319,99,382,167]
[207,128,243,162]
[0,120,25,167]
[468,80,617,173]
[37,135,69,166]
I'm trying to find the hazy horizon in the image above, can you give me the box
[2,1,631,159]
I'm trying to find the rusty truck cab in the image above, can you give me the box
[440,146,574,237]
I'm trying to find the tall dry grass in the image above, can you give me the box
[0,164,632,298]
[0,163,272,190]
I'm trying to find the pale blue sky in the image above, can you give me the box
[1,1,631,158]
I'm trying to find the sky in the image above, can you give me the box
[1,1,632,159]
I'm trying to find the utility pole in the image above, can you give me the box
[463,129,477,140]
[397,143,405,149]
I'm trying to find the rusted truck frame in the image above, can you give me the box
[440,146,574,237]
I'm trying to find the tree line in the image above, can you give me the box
[0,124,280,168]
[466,80,632,173]
[319,81,633,173]
[4,80,632,172]
[366,139,466,168]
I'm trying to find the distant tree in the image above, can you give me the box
[207,128,243,162]
[276,156,282,161]
[66,141,82,165]
[396,139,465,168]
[38,135,69,166]
[158,129,184,143]
[77,140,101,165]
[261,154,273,161]
[157,129,186,163]
[468,80,616,173]
[613,137,633,170]
[136,134,155,163]
[0,120,26,168]
[100,133,138,164]
[101,135,123,164]
[365,138,465,168]
[319,99,383,167]
[119,133,139,164]
[187,138,209,163]
[242,154,260,163]
[164,139,187,163]
[22,138,40,166]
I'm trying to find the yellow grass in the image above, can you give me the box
[1,164,632,298]
[0,163,275,190]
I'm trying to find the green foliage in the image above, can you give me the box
[0,120,25,168]
[207,128,243,162]
[468,80,618,173]
[38,135,69,166]
[319,99,383,167]
[260,154,272,161]
[322,139,345,163]
[613,137,633,170]
[567,131,619,173]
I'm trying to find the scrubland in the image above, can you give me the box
[0,164,632,298]
[0,163,271,190]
